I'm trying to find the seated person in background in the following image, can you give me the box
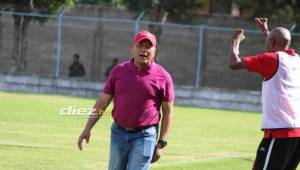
[69,54,85,77]
[105,58,119,79]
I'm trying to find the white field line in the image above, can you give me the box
[0,121,112,128]
[152,153,255,167]
[0,139,110,151]
[0,128,257,147]
[0,122,258,146]
[0,121,51,128]
[0,129,109,141]
[0,140,71,150]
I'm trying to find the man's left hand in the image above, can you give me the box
[233,28,245,42]
[151,144,164,163]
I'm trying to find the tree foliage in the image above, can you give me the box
[0,0,74,14]
[0,0,74,73]
[118,0,204,46]
[120,0,204,23]
[77,0,204,23]
[236,0,300,32]
[76,0,113,6]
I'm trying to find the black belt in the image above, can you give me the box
[115,122,157,133]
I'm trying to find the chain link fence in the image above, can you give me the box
[0,9,299,90]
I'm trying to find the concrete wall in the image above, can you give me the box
[0,5,299,91]
[0,74,262,112]
[202,29,264,90]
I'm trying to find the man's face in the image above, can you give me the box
[73,56,79,62]
[132,39,156,67]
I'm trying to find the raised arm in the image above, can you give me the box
[228,28,246,70]
[77,93,113,150]
[255,18,269,38]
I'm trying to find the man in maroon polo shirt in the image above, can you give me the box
[228,18,300,170]
[78,31,174,170]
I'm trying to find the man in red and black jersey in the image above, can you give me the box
[228,18,300,170]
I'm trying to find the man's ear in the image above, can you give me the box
[270,37,276,49]
[131,46,135,53]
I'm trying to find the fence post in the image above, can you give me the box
[134,12,144,36]
[55,9,66,78]
[195,25,205,88]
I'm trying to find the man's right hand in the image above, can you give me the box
[78,130,91,150]
[255,18,269,37]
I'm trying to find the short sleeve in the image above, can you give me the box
[162,73,175,102]
[103,68,115,95]
[243,53,278,80]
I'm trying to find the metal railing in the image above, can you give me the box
[0,10,299,90]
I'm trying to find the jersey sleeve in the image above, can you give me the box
[161,73,175,102]
[243,53,278,80]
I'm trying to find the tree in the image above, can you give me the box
[0,0,74,73]
[77,0,114,6]
[236,0,300,32]
[208,0,234,14]
[76,0,204,38]
[121,0,204,22]
[120,0,204,38]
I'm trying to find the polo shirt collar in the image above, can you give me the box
[130,58,155,72]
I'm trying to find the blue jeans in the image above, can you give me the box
[108,122,157,170]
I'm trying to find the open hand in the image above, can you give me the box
[255,18,268,33]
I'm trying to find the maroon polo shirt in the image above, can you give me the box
[103,59,175,128]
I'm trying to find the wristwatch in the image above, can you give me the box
[157,139,167,148]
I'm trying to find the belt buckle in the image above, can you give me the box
[125,127,136,131]
[116,123,138,132]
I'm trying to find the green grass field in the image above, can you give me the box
[0,91,297,170]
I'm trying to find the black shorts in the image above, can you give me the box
[253,137,300,170]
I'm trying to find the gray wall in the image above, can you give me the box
[0,74,262,112]
[0,5,299,91]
